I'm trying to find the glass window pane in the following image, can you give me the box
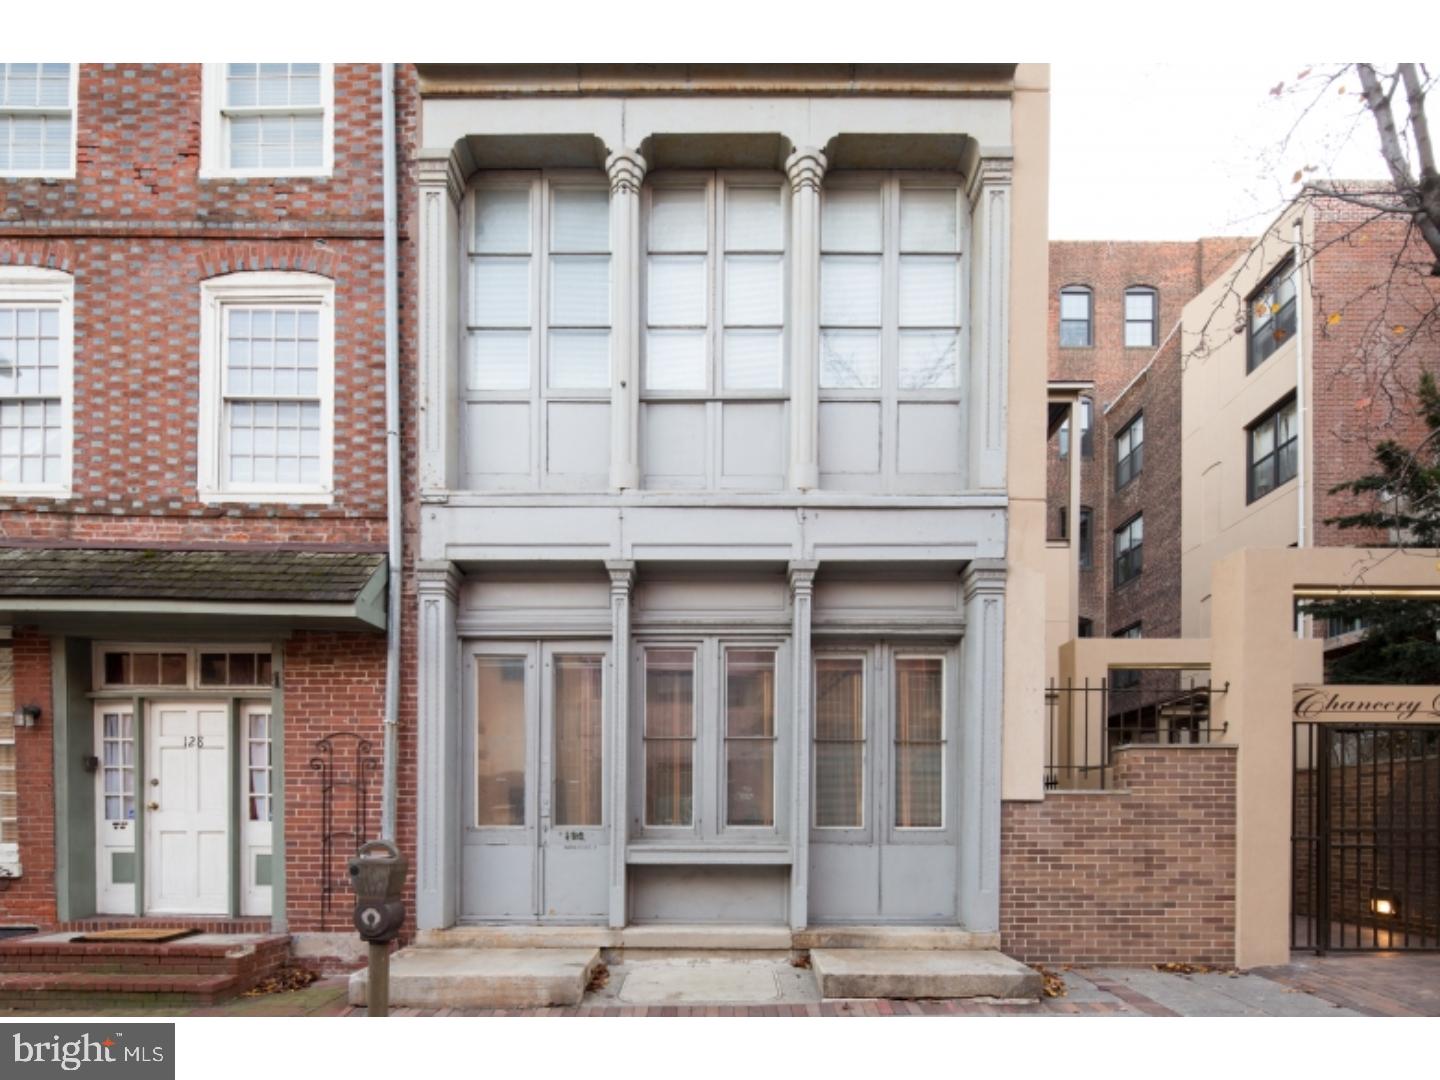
[724,255,782,326]
[548,330,610,389]
[895,657,943,742]
[551,187,610,253]
[199,652,227,685]
[1125,291,1154,320]
[1060,291,1090,320]
[820,330,881,390]
[131,653,159,686]
[1059,320,1090,348]
[648,188,707,252]
[1124,321,1153,348]
[644,650,695,737]
[1277,401,1297,443]
[726,650,775,737]
[644,741,693,827]
[467,330,531,391]
[815,742,863,829]
[104,652,128,685]
[550,255,609,326]
[900,189,958,252]
[475,656,527,827]
[645,331,706,390]
[722,330,782,390]
[473,188,532,254]
[161,653,187,686]
[553,655,603,828]
[822,187,882,252]
[899,331,960,390]
[229,652,256,685]
[470,258,531,326]
[895,744,943,828]
[725,186,783,251]
[726,740,774,827]
[815,658,864,740]
[821,256,881,327]
[1252,420,1275,458]
[647,256,706,326]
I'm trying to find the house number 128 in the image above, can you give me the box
[184,735,206,749]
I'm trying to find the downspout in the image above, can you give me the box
[1293,214,1308,640]
[1293,214,1307,551]
[380,63,401,841]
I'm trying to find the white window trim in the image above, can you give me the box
[198,271,335,504]
[0,265,74,498]
[198,63,335,180]
[0,63,77,180]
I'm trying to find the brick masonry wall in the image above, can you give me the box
[0,64,405,931]
[1048,239,1250,638]
[1307,199,1440,546]
[2,630,56,927]
[279,631,387,934]
[1001,744,1237,966]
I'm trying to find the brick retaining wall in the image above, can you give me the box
[1001,744,1237,966]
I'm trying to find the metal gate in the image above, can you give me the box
[1292,723,1440,952]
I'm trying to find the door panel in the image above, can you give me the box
[146,703,229,914]
[460,642,610,922]
[808,644,960,924]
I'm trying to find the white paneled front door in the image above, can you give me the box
[145,702,230,914]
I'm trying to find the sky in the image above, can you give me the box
[1049,62,1398,241]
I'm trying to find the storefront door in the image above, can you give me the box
[461,641,610,922]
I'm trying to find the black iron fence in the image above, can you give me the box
[1044,675,1227,790]
[1292,722,1440,952]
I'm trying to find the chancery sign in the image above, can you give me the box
[1292,685,1440,723]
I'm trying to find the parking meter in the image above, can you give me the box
[347,839,407,945]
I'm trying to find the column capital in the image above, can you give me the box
[416,560,463,600]
[606,559,637,593]
[966,154,1014,205]
[606,149,647,195]
[961,558,1007,601]
[417,147,466,206]
[785,147,828,194]
[788,559,819,594]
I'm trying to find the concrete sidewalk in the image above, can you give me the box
[4,953,1435,1017]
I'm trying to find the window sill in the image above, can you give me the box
[0,170,75,181]
[0,865,21,880]
[199,168,334,181]
[626,844,791,866]
[197,489,335,506]
[0,487,72,500]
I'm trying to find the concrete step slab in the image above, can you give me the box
[810,949,1041,1000]
[347,947,599,1009]
[415,924,791,951]
[795,926,1000,951]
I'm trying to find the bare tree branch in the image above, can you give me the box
[1360,62,1440,272]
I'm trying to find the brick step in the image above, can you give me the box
[0,934,293,999]
[0,971,240,1007]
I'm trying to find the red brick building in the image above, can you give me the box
[1046,238,1249,643]
[0,64,406,953]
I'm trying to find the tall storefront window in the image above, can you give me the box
[643,648,696,827]
[813,656,865,829]
[553,655,604,827]
[475,656,527,827]
[894,656,944,828]
[724,648,777,827]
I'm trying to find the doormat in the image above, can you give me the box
[72,927,201,944]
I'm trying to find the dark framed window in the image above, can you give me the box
[1124,286,1157,348]
[1247,256,1297,372]
[1058,396,1093,459]
[1059,286,1092,348]
[1110,622,1142,689]
[1247,395,1298,503]
[1113,513,1143,588]
[1077,617,1094,639]
[1079,507,1093,569]
[1055,505,1069,541]
[1114,412,1144,489]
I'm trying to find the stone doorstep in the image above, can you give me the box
[348,947,601,1009]
[415,925,999,952]
[809,949,1042,1001]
